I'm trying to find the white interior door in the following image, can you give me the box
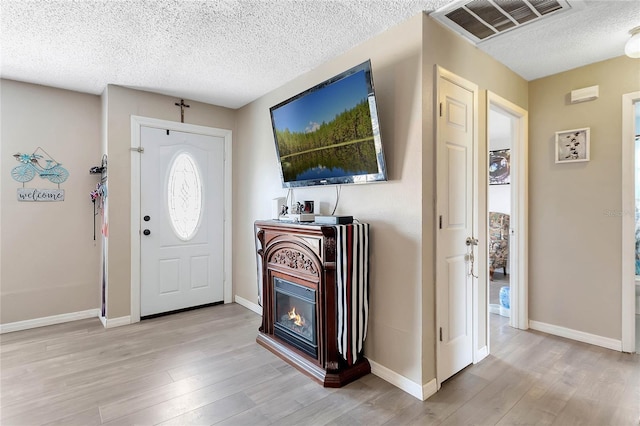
[437,71,476,383]
[140,126,224,317]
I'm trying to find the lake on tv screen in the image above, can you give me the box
[282,139,378,182]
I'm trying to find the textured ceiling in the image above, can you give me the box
[1,0,639,109]
[478,0,640,81]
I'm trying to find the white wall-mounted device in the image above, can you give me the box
[570,85,599,104]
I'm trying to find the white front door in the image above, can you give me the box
[140,126,224,317]
[436,70,477,383]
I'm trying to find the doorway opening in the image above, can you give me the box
[488,106,512,321]
[633,100,640,353]
[486,93,528,344]
[622,91,640,353]
[635,101,640,353]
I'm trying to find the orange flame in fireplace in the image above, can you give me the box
[288,307,305,327]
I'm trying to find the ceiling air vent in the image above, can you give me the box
[432,0,577,43]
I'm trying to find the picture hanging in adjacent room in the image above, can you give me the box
[555,127,590,163]
[489,149,510,185]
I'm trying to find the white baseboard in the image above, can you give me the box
[234,295,262,315]
[475,345,489,363]
[369,359,437,401]
[529,320,622,352]
[101,316,131,328]
[0,309,100,334]
[422,377,438,400]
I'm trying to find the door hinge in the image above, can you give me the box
[439,102,443,117]
[130,147,144,153]
[439,327,443,342]
[439,215,443,229]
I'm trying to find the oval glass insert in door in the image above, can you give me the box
[167,152,203,240]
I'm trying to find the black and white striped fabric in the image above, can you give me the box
[335,223,369,366]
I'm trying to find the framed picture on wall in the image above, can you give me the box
[489,149,510,185]
[555,127,590,163]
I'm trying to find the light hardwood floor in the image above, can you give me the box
[1,304,639,425]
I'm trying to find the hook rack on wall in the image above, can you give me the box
[90,155,108,240]
[89,154,108,182]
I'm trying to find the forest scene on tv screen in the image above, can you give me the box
[271,69,378,182]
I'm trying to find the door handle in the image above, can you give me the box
[143,229,151,236]
[465,237,478,278]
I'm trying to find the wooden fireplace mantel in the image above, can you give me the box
[254,220,370,387]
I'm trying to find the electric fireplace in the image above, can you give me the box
[255,220,371,388]
[273,277,317,358]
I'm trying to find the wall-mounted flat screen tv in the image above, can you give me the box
[269,60,387,188]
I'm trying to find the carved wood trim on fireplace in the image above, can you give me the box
[271,247,319,276]
[255,220,370,388]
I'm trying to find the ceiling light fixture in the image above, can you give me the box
[625,26,640,58]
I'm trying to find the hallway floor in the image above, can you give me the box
[1,304,639,425]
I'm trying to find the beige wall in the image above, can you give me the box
[421,16,528,383]
[103,85,236,319]
[234,14,425,383]
[0,80,101,323]
[529,56,640,339]
[233,13,528,388]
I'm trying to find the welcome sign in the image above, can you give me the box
[17,188,65,202]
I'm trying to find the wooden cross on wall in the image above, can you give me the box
[174,99,190,123]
